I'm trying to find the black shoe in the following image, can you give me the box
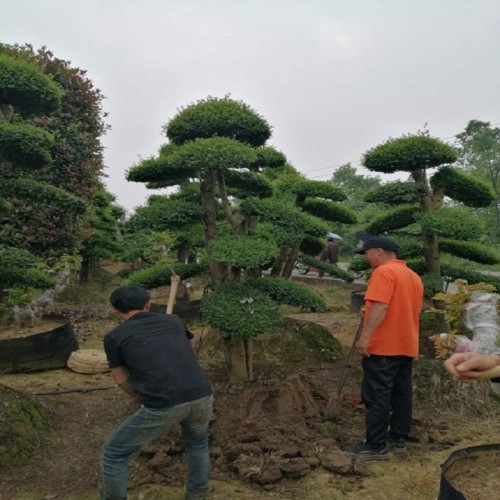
[388,436,408,453]
[347,441,393,460]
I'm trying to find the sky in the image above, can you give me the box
[2,0,500,213]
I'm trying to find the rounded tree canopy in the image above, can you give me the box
[208,235,277,269]
[240,198,329,246]
[0,178,87,214]
[277,178,347,203]
[247,277,326,312]
[363,134,457,173]
[300,198,357,224]
[364,181,420,205]
[223,169,273,198]
[419,207,485,241]
[430,166,495,208]
[0,123,54,168]
[440,238,500,265]
[0,54,62,117]
[201,282,282,338]
[365,204,419,235]
[165,96,271,147]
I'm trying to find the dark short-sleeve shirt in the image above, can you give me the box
[104,312,211,408]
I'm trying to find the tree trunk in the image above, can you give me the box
[200,173,226,286]
[271,245,299,279]
[230,336,252,381]
[79,259,90,284]
[422,233,441,274]
[412,168,441,275]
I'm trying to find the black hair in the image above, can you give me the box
[110,285,150,313]
[327,237,334,242]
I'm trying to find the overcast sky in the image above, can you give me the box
[2,0,500,212]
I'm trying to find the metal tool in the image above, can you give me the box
[337,319,363,397]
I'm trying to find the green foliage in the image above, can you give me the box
[240,198,328,246]
[125,262,209,289]
[391,234,422,259]
[0,53,61,116]
[223,169,273,198]
[439,238,500,265]
[300,199,357,224]
[419,207,485,240]
[0,124,54,168]
[349,254,370,274]
[208,235,276,269]
[165,96,271,147]
[363,134,457,173]
[253,146,287,169]
[365,205,419,235]
[441,264,500,290]
[430,166,495,208]
[330,163,382,212]
[130,137,257,185]
[201,282,282,338]
[421,273,444,298]
[0,246,55,290]
[0,384,50,466]
[364,181,420,205]
[276,178,346,203]
[127,196,204,232]
[125,263,208,290]
[299,235,324,256]
[127,154,193,186]
[0,178,87,213]
[248,277,326,312]
[406,258,428,275]
[299,255,355,282]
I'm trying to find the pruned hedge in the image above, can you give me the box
[248,277,326,312]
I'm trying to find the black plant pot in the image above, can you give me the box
[0,323,78,373]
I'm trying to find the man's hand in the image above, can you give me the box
[127,397,142,413]
[356,336,370,357]
[444,352,500,382]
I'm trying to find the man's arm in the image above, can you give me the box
[111,366,142,411]
[356,301,388,357]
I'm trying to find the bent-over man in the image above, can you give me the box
[101,285,213,500]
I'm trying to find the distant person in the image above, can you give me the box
[318,236,339,277]
[348,236,423,460]
[101,285,213,500]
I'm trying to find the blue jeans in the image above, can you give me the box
[101,394,213,500]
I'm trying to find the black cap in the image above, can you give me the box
[355,236,398,254]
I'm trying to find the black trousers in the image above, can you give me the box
[361,355,413,449]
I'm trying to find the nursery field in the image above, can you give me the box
[1,264,500,500]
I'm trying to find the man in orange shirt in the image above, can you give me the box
[348,236,423,460]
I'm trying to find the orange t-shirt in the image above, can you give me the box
[364,259,423,357]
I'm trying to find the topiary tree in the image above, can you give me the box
[126,96,328,380]
[361,132,497,289]
[455,120,500,241]
[0,44,115,283]
[0,52,88,303]
[266,172,357,280]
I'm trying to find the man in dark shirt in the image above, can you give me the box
[101,285,213,500]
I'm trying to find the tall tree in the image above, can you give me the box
[0,52,87,297]
[0,44,113,281]
[455,120,500,241]
[361,132,499,290]
[126,97,328,380]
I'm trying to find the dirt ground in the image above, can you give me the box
[1,269,500,500]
